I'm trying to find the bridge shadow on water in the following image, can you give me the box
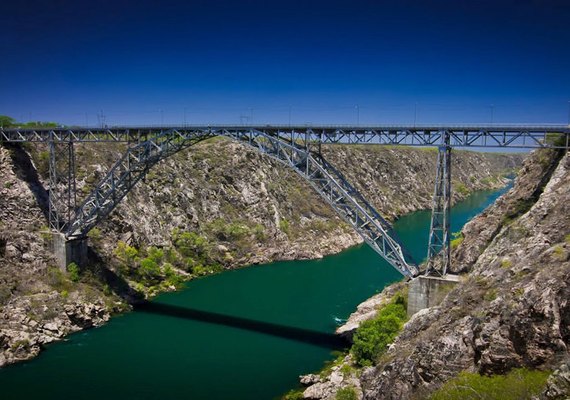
[136,301,347,350]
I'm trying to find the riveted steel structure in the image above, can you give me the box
[426,142,452,276]
[2,124,569,277]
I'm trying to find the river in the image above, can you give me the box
[0,185,511,399]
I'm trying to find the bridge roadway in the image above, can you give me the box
[2,124,570,148]
[1,125,569,278]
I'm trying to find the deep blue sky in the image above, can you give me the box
[1,0,569,126]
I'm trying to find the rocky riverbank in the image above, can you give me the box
[0,139,522,367]
[298,148,569,399]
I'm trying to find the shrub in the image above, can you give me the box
[450,232,464,249]
[87,227,102,242]
[279,218,291,236]
[351,291,407,367]
[67,262,80,282]
[253,224,267,241]
[335,386,358,400]
[147,246,164,264]
[114,241,139,266]
[46,266,73,292]
[455,182,470,196]
[138,257,162,284]
[172,230,208,257]
[552,245,565,260]
[429,368,550,400]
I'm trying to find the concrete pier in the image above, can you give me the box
[49,233,88,271]
[407,274,460,316]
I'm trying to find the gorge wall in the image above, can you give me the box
[300,148,569,399]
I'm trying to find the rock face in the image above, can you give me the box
[539,360,570,400]
[0,139,522,367]
[304,149,568,399]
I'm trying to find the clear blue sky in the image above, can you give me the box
[1,0,569,126]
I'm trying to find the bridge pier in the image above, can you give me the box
[49,233,88,271]
[407,274,459,316]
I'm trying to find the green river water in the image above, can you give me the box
[0,185,511,399]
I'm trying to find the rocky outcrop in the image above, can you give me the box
[0,140,522,367]
[539,359,570,400]
[302,148,568,399]
[336,282,406,340]
[0,292,110,366]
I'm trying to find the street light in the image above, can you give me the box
[414,102,418,126]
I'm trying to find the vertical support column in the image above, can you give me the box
[426,132,452,276]
[48,139,60,231]
[48,138,77,233]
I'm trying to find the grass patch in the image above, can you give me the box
[429,368,550,400]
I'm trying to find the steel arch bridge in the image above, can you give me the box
[2,124,569,277]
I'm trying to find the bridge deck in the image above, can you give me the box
[2,125,570,148]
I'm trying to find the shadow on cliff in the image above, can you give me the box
[136,301,347,350]
[86,247,145,304]
[4,143,50,221]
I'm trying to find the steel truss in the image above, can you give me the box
[48,140,77,231]
[2,125,569,149]
[66,130,210,239]
[426,143,452,276]
[60,128,417,277]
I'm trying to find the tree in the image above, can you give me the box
[0,115,16,127]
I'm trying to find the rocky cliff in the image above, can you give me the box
[300,148,568,399]
[0,138,521,367]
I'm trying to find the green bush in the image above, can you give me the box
[138,257,162,284]
[455,182,470,196]
[351,291,407,367]
[279,218,291,236]
[253,224,267,241]
[147,246,164,264]
[114,241,139,266]
[87,227,102,242]
[172,230,209,257]
[429,368,550,400]
[335,386,358,400]
[450,232,464,249]
[67,262,80,282]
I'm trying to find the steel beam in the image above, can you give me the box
[426,135,452,276]
[48,139,77,231]
[2,125,569,149]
